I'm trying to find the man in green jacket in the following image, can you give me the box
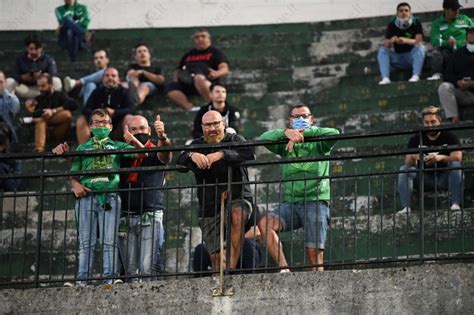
[427,0,472,81]
[258,104,339,272]
[55,0,91,62]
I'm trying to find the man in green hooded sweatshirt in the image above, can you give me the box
[57,108,146,286]
[258,104,339,272]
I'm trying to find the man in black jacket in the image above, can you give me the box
[24,74,77,152]
[6,35,62,99]
[76,67,135,143]
[192,83,240,139]
[177,110,254,270]
[438,27,474,123]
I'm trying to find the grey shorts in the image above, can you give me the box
[199,198,252,254]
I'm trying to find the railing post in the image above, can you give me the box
[34,154,46,287]
[418,131,425,264]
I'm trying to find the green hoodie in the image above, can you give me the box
[55,2,90,31]
[260,126,339,203]
[430,14,472,50]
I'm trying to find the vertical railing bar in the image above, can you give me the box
[34,155,46,287]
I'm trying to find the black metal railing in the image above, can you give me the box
[0,124,473,288]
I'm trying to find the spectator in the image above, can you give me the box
[126,44,165,105]
[0,71,20,143]
[23,74,77,153]
[76,67,135,144]
[427,0,472,81]
[177,111,255,270]
[377,2,425,85]
[192,83,240,139]
[55,0,91,62]
[258,105,339,272]
[53,108,147,286]
[6,35,62,99]
[438,27,474,123]
[63,49,110,104]
[165,28,229,111]
[120,114,171,280]
[397,106,462,214]
[0,122,21,192]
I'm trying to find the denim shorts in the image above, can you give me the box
[140,81,163,95]
[268,201,330,249]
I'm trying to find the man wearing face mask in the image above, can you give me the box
[258,105,339,272]
[53,108,147,286]
[23,73,77,153]
[119,114,171,280]
[177,110,255,271]
[76,67,135,144]
[377,2,425,85]
[438,27,474,123]
[427,0,473,81]
[397,106,462,214]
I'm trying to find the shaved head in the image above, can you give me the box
[127,115,151,135]
[202,110,225,143]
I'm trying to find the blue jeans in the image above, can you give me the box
[80,69,105,104]
[397,161,462,208]
[125,211,164,278]
[377,46,425,78]
[75,193,121,284]
[268,201,330,249]
[58,17,85,61]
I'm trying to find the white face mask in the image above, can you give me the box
[466,43,474,53]
[395,17,413,30]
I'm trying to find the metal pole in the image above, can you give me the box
[34,155,46,287]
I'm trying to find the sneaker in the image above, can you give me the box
[279,268,291,273]
[63,281,74,288]
[113,279,124,285]
[397,207,411,214]
[378,77,391,85]
[408,75,420,82]
[19,117,34,125]
[63,77,76,93]
[427,73,441,81]
[450,203,461,211]
[190,106,200,112]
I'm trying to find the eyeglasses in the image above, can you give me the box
[290,114,312,119]
[202,121,222,129]
[91,120,112,127]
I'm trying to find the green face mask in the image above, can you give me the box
[91,127,111,139]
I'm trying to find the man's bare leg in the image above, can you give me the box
[258,216,290,271]
[210,251,226,271]
[76,115,91,144]
[307,248,324,272]
[194,74,212,102]
[167,90,193,110]
[229,207,247,269]
[137,83,150,104]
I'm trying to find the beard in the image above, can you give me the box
[204,131,224,144]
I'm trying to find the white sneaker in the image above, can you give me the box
[397,207,411,214]
[450,203,461,211]
[63,76,76,92]
[113,279,124,285]
[63,281,74,287]
[427,73,441,81]
[190,106,200,112]
[408,75,420,82]
[378,77,391,85]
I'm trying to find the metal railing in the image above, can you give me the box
[0,124,473,288]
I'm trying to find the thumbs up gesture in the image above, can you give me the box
[123,124,136,145]
[154,114,165,138]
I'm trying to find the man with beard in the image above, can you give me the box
[177,110,255,270]
[6,35,62,99]
[397,106,463,214]
[377,2,425,85]
[165,28,229,111]
[24,73,77,152]
[76,67,135,143]
[192,83,240,139]
[120,114,171,280]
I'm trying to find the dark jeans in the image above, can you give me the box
[0,161,20,191]
[428,47,454,76]
[58,17,86,62]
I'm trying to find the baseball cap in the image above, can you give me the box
[443,0,463,10]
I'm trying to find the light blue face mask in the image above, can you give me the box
[466,43,474,53]
[291,117,311,130]
[395,17,413,30]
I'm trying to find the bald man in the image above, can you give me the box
[120,114,171,280]
[76,67,135,143]
[178,110,255,271]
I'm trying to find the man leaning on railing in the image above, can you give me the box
[258,104,340,272]
[53,108,147,287]
[397,106,462,214]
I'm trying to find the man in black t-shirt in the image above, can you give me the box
[377,2,425,85]
[165,28,229,111]
[127,44,165,106]
[397,106,462,214]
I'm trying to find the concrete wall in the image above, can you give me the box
[2,263,473,314]
[1,0,474,30]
